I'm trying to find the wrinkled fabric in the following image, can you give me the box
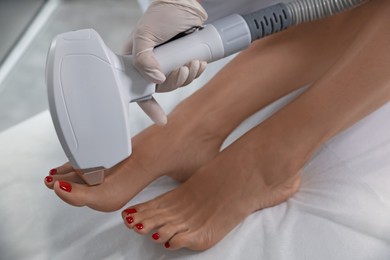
[1,63,390,258]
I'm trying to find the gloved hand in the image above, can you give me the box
[124,0,208,125]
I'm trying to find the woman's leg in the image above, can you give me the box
[122,0,390,250]
[45,3,368,212]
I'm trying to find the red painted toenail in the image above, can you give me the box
[136,223,143,230]
[164,242,170,248]
[126,216,134,224]
[49,168,57,175]
[59,181,72,192]
[123,208,137,215]
[45,176,53,183]
[152,233,160,240]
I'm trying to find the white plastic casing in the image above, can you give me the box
[46,19,250,185]
[46,29,152,178]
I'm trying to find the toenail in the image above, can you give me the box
[164,242,170,248]
[45,176,53,183]
[136,223,143,230]
[49,168,57,175]
[59,181,72,192]
[152,233,160,240]
[123,208,137,215]
[126,216,134,224]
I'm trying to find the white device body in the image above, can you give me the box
[46,14,251,185]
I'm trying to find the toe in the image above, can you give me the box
[133,222,146,234]
[123,214,142,230]
[121,207,138,218]
[169,231,213,251]
[122,208,142,229]
[44,175,55,188]
[165,233,190,250]
[122,209,163,232]
[44,172,84,189]
[132,215,167,235]
[123,214,136,229]
[53,180,88,207]
[153,223,188,245]
[51,162,74,175]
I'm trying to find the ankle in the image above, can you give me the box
[246,122,314,178]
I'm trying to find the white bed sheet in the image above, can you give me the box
[1,70,390,259]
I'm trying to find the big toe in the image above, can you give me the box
[53,180,127,212]
[44,172,84,189]
[168,230,216,251]
[53,180,88,208]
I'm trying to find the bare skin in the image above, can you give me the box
[44,1,390,250]
[44,0,363,211]
[120,0,390,251]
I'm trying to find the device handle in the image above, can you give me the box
[153,14,252,76]
[153,25,224,75]
[120,13,252,102]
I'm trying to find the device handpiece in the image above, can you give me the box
[46,0,369,186]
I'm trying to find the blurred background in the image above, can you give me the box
[0,0,142,132]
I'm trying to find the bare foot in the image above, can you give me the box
[44,106,223,212]
[44,4,371,212]
[121,122,302,250]
[121,1,390,249]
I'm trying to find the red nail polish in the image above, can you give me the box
[45,176,53,183]
[164,242,170,248]
[152,233,160,240]
[49,168,57,175]
[126,216,134,224]
[59,181,72,192]
[123,208,137,215]
[136,223,143,230]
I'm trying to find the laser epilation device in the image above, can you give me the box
[46,0,368,185]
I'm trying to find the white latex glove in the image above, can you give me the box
[124,0,208,125]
